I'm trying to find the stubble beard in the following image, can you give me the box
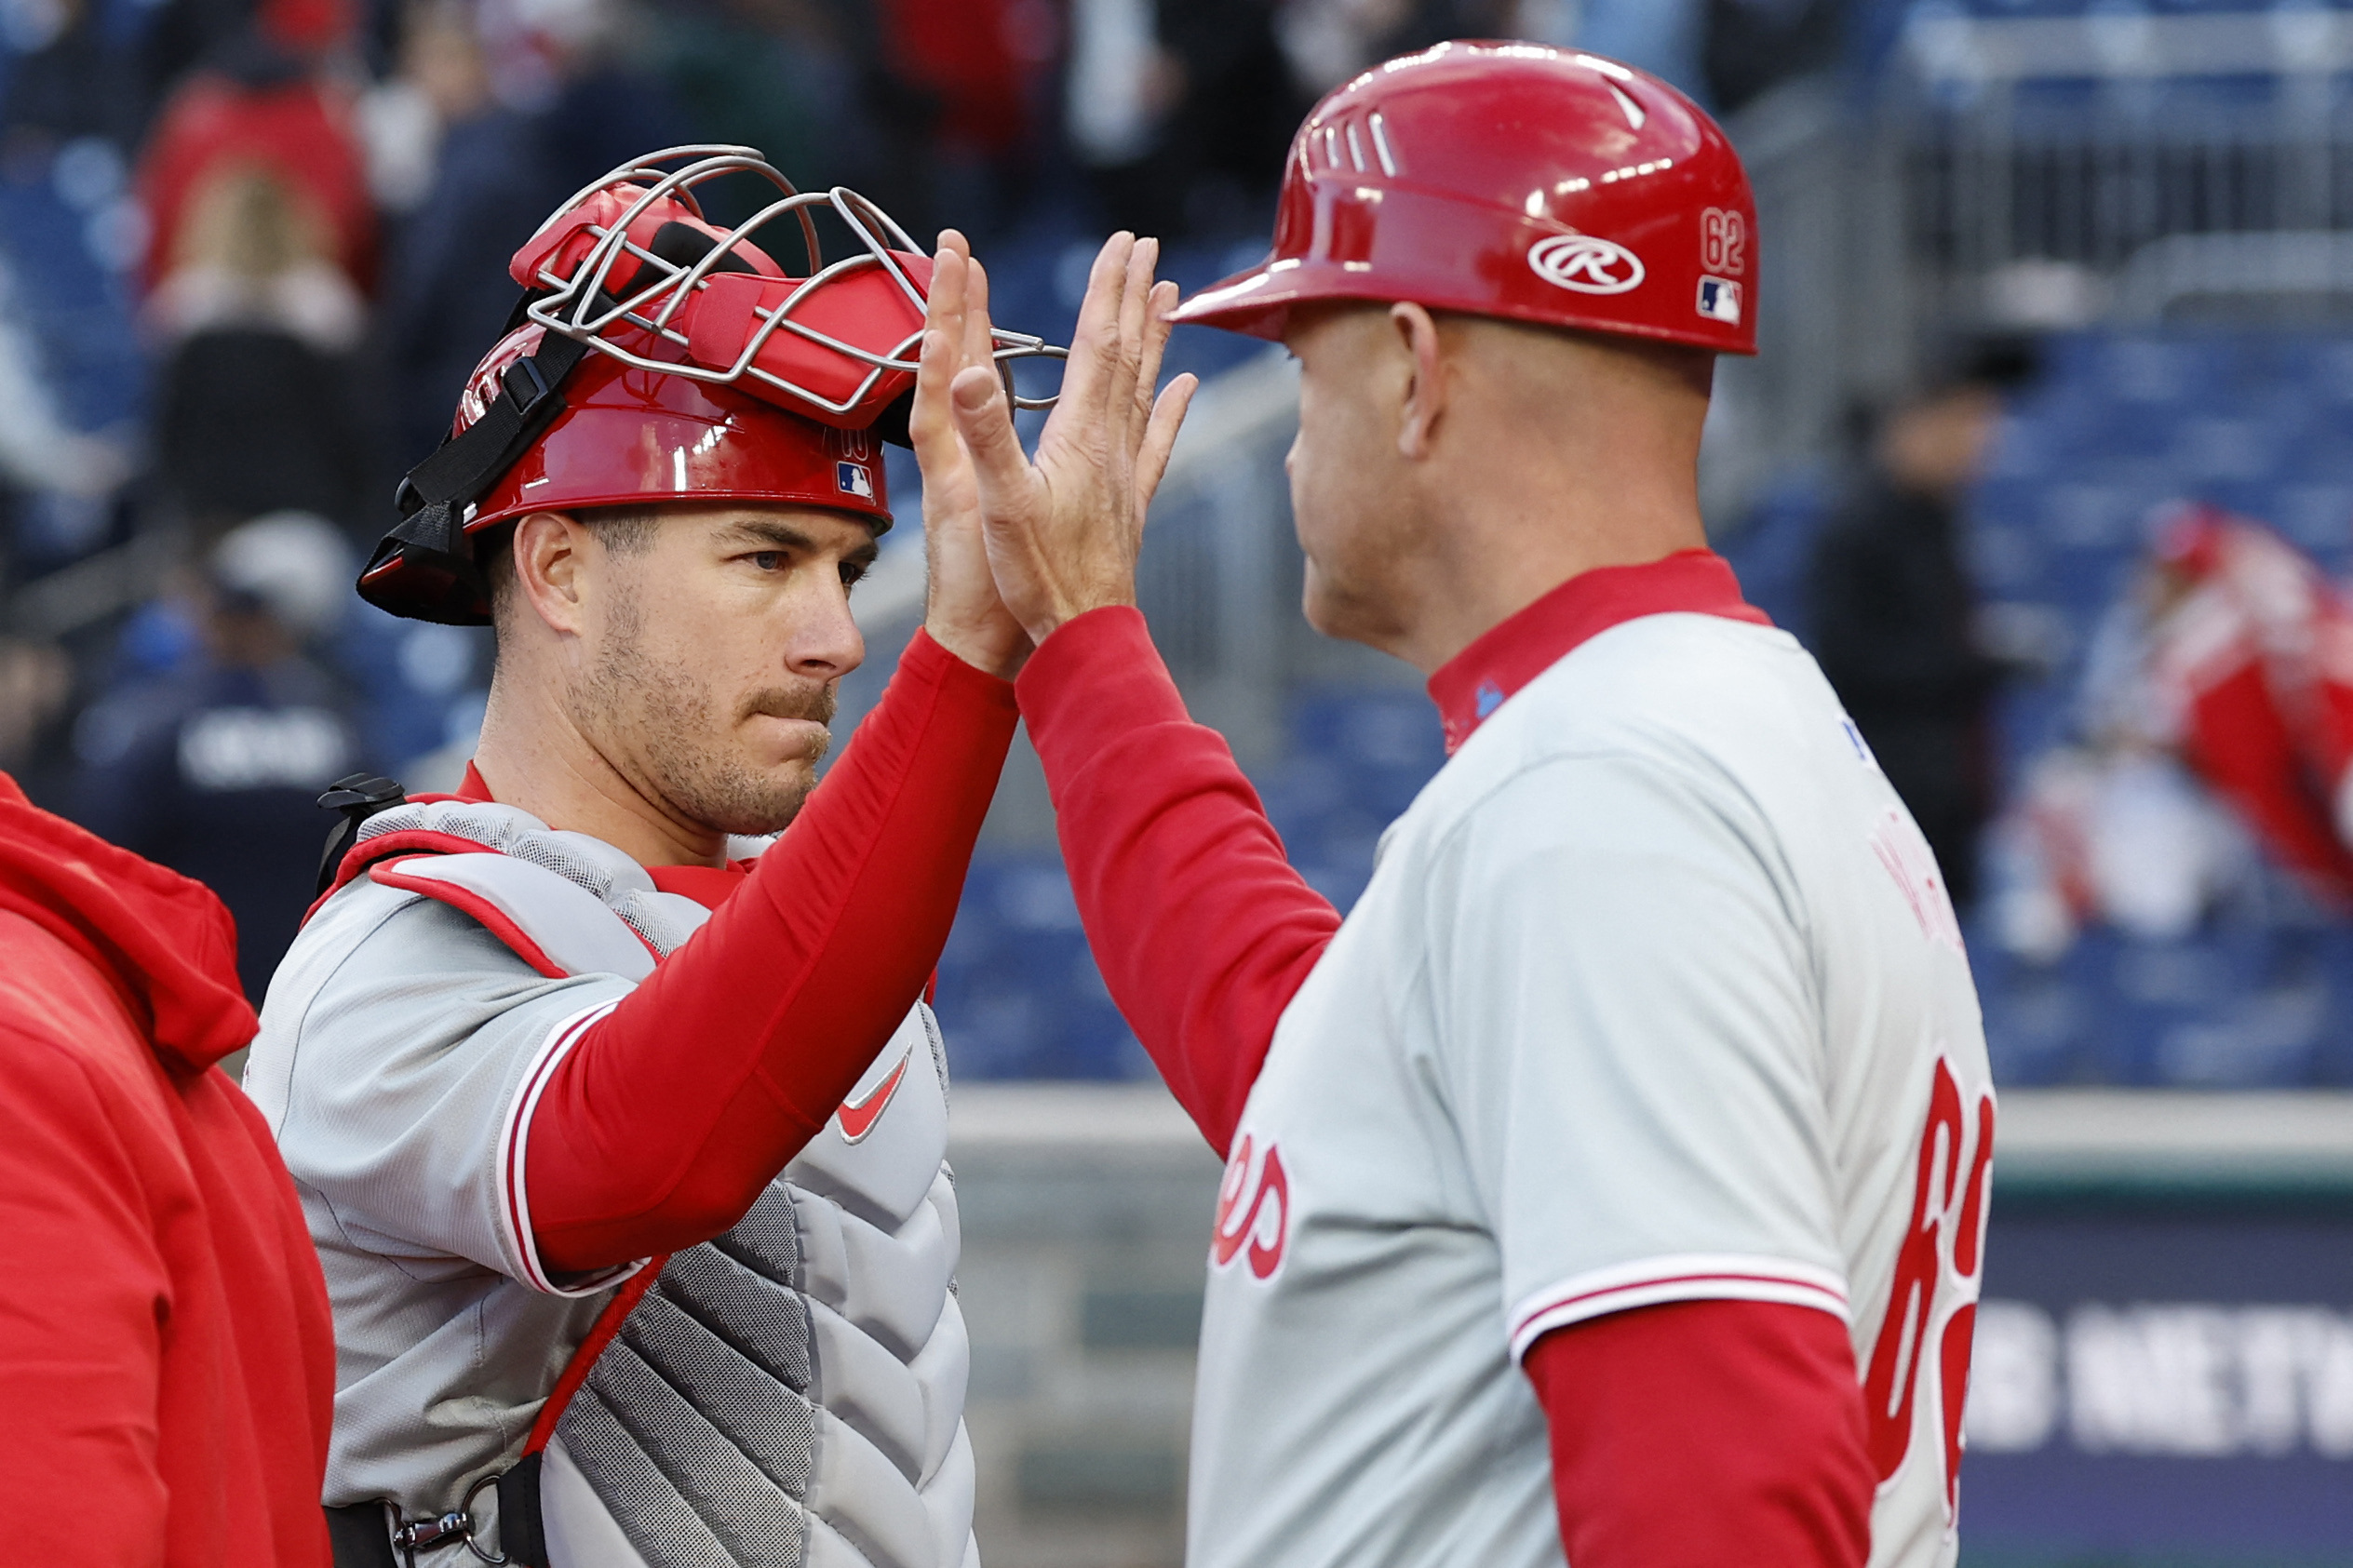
[576,585,838,838]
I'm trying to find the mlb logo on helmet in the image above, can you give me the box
[1696,276,1741,326]
[836,461,875,500]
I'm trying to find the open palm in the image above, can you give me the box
[939,233,1196,646]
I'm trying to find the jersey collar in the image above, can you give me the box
[458,759,750,908]
[1426,548,1770,753]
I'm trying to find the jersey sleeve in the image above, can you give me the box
[272,887,639,1296]
[1425,749,1849,1359]
[1525,1301,1871,1568]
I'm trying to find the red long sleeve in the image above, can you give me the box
[1015,607,1340,1153]
[526,630,1020,1272]
[1525,1301,1874,1568]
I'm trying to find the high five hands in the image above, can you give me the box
[910,229,1197,677]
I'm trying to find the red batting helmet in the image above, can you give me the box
[1171,42,1757,355]
[360,144,1064,624]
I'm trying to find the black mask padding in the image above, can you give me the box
[870,389,914,449]
[649,221,763,277]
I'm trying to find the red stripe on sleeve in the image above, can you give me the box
[523,630,1018,1274]
[1524,1300,1874,1568]
[1015,607,1340,1154]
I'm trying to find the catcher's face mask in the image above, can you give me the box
[361,144,1065,624]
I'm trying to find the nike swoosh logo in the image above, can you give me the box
[836,1053,909,1144]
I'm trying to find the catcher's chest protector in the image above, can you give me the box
[353,801,978,1568]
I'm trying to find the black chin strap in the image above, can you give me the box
[360,316,598,625]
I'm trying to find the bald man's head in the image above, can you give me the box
[1280,301,1714,663]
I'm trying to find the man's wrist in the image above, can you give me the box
[921,617,1031,683]
[1025,588,1136,648]
[907,623,1020,690]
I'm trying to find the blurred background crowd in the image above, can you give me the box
[0,0,1852,1004]
[11,0,2353,1069]
[15,3,2353,1563]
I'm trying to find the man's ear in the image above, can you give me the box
[1390,302,1449,462]
[509,510,594,637]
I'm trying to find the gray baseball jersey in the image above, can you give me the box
[244,799,977,1568]
[1187,612,1995,1568]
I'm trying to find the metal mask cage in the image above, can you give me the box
[518,144,1067,418]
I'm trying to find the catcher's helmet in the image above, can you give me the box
[360,144,1064,625]
[1171,42,1757,355]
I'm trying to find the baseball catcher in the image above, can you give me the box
[245,146,1165,1568]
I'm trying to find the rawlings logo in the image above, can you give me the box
[1211,1133,1289,1280]
[1527,233,1645,295]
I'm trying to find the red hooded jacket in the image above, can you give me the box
[0,772,334,1568]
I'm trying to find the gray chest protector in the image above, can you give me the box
[351,801,977,1568]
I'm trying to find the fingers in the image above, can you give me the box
[1108,236,1158,449]
[962,255,998,395]
[950,362,1037,524]
[1052,232,1138,427]
[909,239,969,464]
[1130,277,1181,451]
[1133,373,1198,520]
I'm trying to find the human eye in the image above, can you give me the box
[840,559,870,592]
[747,550,786,572]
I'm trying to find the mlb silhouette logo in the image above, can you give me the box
[836,461,875,500]
[1696,276,1741,326]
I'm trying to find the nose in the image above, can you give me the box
[786,571,867,683]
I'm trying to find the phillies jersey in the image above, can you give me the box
[245,799,978,1568]
[1188,609,1995,1568]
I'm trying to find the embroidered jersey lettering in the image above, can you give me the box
[1185,613,1994,1568]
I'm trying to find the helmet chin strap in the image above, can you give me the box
[363,320,598,625]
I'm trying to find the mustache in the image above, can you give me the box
[739,686,838,726]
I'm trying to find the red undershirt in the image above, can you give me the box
[469,630,1020,1273]
[1015,550,1871,1568]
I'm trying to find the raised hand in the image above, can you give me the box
[944,232,1197,647]
[909,229,1033,679]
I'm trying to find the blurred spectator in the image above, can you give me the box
[1073,0,1300,239]
[134,0,376,298]
[881,0,1046,224]
[149,164,371,531]
[374,0,686,471]
[71,512,363,998]
[1065,0,1185,233]
[1808,339,2039,910]
[1996,503,2353,960]
[1157,0,1300,233]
